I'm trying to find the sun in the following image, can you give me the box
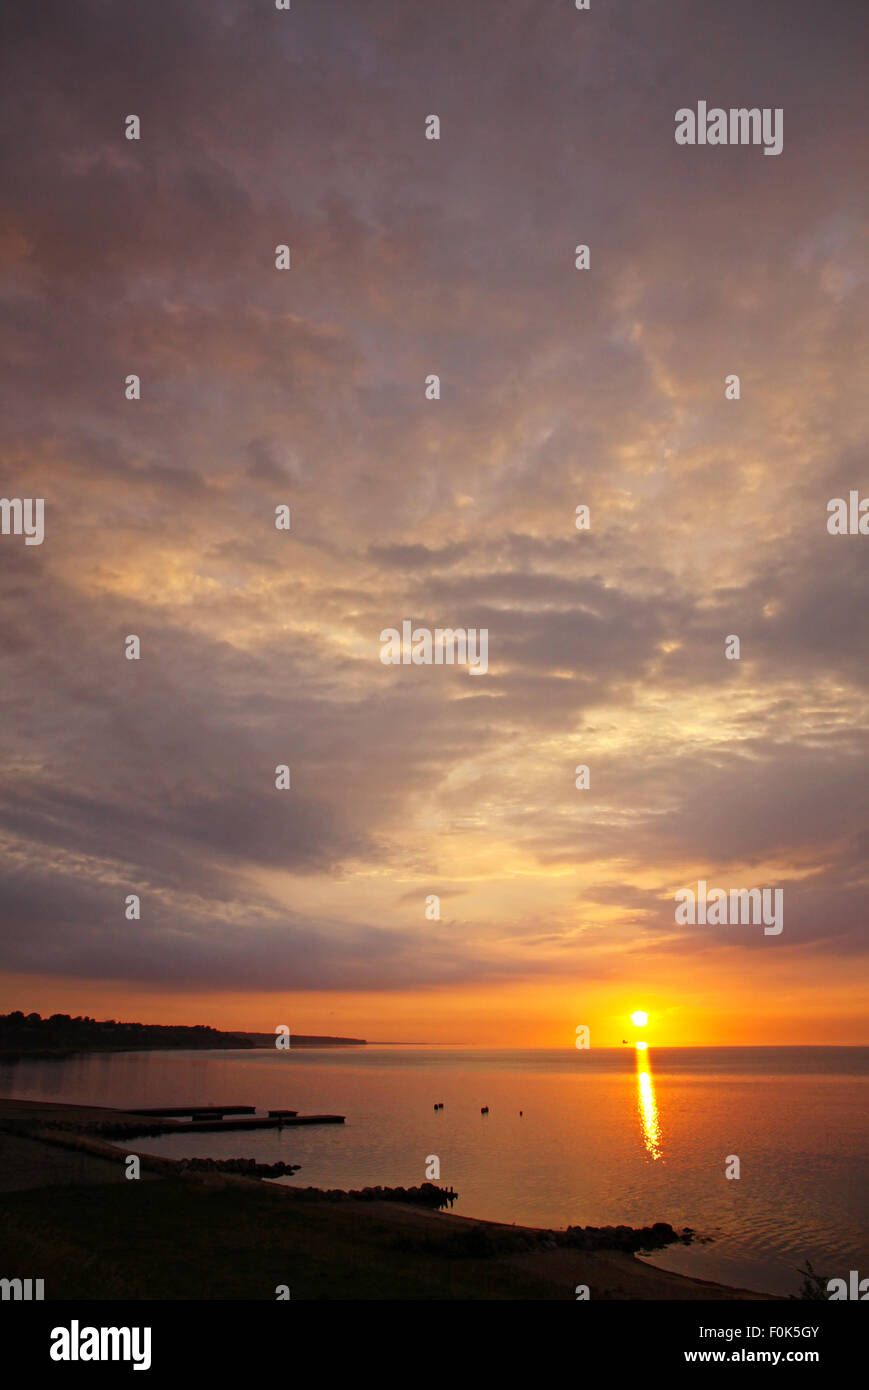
[631,1010,648,1027]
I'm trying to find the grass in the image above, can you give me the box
[0,1178,569,1300]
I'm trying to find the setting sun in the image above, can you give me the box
[631,1011,649,1027]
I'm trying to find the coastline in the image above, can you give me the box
[0,1098,778,1300]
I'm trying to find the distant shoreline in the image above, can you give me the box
[0,1042,367,1060]
[3,1013,866,1058]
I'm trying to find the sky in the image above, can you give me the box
[0,0,867,1046]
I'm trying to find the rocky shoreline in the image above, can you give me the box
[174,1156,301,1178]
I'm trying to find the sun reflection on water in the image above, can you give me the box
[636,1049,663,1160]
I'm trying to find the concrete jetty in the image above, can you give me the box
[158,1113,343,1133]
[8,1098,347,1138]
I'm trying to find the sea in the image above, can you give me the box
[2,1044,866,1297]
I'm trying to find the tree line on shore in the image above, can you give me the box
[0,1011,254,1053]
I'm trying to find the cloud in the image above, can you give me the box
[0,0,867,1011]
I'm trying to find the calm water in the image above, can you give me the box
[2,1045,867,1297]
